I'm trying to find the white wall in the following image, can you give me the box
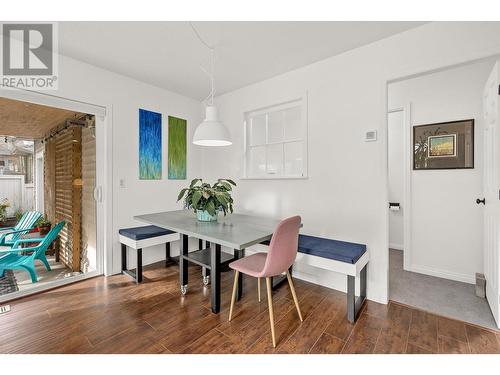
[1,53,204,273]
[388,110,405,250]
[389,59,495,283]
[203,22,500,303]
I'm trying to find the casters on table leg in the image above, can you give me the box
[180,285,188,295]
[203,275,210,286]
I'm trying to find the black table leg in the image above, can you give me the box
[233,248,245,300]
[121,243,127,272]
[211,243,221,313]
[165,242,171,267]
[202,266,210,285]
[179,234,189,295]
[136,248,143,283]
[200,239,210,285]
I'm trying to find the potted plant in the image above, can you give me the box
[14,209,23,222]
[0,198,10,225]
[35,216,52,236]
[177,178,236,222]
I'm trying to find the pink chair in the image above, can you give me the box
[228,216,303,347]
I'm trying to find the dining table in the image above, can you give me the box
[134,209,289,313]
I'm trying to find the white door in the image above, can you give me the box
[483,61,500,328]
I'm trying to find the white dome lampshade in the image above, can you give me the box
[192,106,232,146]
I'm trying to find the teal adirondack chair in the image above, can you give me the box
[0,211,42,247]
[0,221,65,283]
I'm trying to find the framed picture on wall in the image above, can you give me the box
[413,119,474,170]
[427,134,456,158]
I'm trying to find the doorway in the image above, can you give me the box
[0,94,106,302]
[387,58,499,330]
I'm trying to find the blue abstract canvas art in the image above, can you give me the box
[139,109,162,180]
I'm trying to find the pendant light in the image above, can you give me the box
[191,23,232,147]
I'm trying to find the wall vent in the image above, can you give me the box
[0,305,11,314]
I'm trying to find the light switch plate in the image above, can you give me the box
[365,130,377,142]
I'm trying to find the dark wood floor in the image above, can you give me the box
[1,261,499,354]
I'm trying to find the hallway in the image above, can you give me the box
[389,249,497,330]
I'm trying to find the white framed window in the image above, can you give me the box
[243,96,307,179]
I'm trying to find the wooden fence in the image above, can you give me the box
[0,175,34,216]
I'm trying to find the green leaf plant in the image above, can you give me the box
[177,179,236,216]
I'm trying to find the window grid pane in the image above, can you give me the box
[284,141,303,176]
[250,114,266,146]
[284,105,302,141]
[266,143,283,175]
[267,110,284,144]
[245,99,305,178]
[248,145,266,176]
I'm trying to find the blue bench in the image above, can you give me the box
[296,235,368,322]
[262,234,368,322]
[119,225,179,283]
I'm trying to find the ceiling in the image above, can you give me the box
[0,97,83,139]
[59,22,426,100]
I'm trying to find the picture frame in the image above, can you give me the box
[413,119,474,170]
[427,134,456,158]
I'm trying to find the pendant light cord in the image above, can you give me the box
[190,22,216,106]
[190,21,213,50]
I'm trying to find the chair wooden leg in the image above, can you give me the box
[228,270,239,321]
[286,270,303,322]
[266,277,276,347]
[258,277,261,302]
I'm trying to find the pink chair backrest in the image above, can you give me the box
[261,216,302,277]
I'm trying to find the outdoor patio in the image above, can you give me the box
[0,100,97,298]
[0,254,77,296]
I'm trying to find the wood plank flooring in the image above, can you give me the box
[1,261,499,354]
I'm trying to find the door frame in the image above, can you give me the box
[482,61,500,327]
[384,54,500,305]
[387,105,412,271]
[0,88,113,303]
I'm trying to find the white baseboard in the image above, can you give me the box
[389,243,404,251]
[410,264,475,284]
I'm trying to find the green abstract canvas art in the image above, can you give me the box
[168,116,187,179]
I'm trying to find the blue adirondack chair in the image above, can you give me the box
[0,211,42,247]
[0,221,65,283]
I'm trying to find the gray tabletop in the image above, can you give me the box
[134,210,282,250]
